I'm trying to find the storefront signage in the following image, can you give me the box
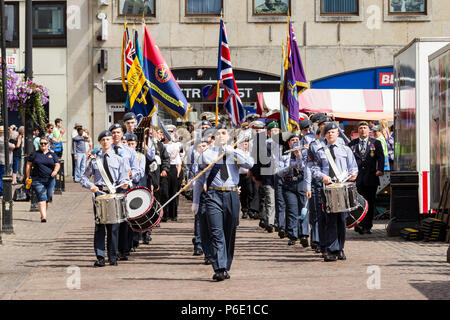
[379,72,394,86]
[0,53,18,70]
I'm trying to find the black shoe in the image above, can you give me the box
[311,242,318,250]
[118,253,128,261]
[94,258,106,267]
[143,238,150,245]
[171,217,178,222]
[193,248,203,256]
[365,229,372,234]
[300,236,309,248]
[223,271,230,279]
[324,253,337,262]
[204,258,212,265]
[212,270,226,282]
[130,247,136,252]
[259,220,266,229]
[266,225,274,233]
[109,260,118,266]
[288,239,296,246]
[278,229,286,239]
[192,237,196,245]
[161,218,168,222]
[354,225,361,233]
[241,211,248,219]
[315,247,321,254]
[338,250,347,260]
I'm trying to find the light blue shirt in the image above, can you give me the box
[80,149,129,189]
[277,153,311,191]
[310,140,358,182]
[145,138,156,161]
[113,143,144,184]
[193,145,254,204]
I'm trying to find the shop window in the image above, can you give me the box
[186,0,222,16]
[388,0,426,14]
[320,0,358,15]
[118,0,155,17]
[32,2,66,47]
[0,2,19,48]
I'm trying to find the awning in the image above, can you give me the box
[259,89,394,120]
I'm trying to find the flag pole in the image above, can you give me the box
[215,10,223,127]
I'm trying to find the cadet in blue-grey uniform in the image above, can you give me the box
[310,122,358,262]
[278,132,312,247]
[299,119,321,252]
[80,130,130,267]
[192,124,254,281]
[109,123,145,260]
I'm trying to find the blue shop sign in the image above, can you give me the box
[311,66,393,89]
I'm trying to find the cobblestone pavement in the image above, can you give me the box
[0,182,449,300]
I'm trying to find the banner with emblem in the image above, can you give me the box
[280,17,308,132]
[143,24,191,120]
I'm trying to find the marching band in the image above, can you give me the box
[80,111,380,281]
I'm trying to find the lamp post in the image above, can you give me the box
[1,0,13,234]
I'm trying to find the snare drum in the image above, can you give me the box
[324,182,359,213]
[125,187,163,232]
[93,193,128,224]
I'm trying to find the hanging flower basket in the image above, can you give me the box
[0,65,49,131]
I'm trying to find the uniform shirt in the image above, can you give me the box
[310,140,358,183]
[27,150,60,182]
[300,132,316,161]
[277,153,311,191]
[164,142,182,165]
[80,149,129,189]
[145,138,156,162]
[193,145,254,204]
[112,143,144,184]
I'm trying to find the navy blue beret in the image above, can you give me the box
[98,130,112,142]
[323,122,339,135]
[109,123,125,133]
[299,119,312,130]
[123,112,136,122]
[318,116,331,126]
[126,133,138,141]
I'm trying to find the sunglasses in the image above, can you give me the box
[40,142,48,145]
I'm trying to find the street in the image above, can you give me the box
[0,182,449,300]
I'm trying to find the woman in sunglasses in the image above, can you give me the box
[25,137,60,223]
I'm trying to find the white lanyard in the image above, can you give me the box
[94,156,116,194]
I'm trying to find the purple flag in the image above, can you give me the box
[281,19,308,131]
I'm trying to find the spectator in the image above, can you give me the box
[73,127,87,183]
[84,129,93,156]
[0,126,15,195]
[373,126,390,171]
[9,129,22,184]
[45,123,57,152]
[53,118,65,158]
[33,127,41,151]
[18,126,25,180]
[25,137,60,223]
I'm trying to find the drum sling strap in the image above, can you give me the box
[95,156,116,194]
[315,140,344,182]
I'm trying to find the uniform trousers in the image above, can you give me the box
[309,181,322,245]
[204,189,240,272]
[160,165,180,220]
[356,185,378,231]
[262,184,276,226]
[274,175,286,231]
[238,173,252,214]
[194,192,211,259]
[282,178,309,240]
[93,191,119,262]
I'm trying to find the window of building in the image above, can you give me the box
[118,0,155,17]
[186,0,222,16]
[388,0,426,14]
[32,2,66,47]
[320,0,358,15]
[1,2,19,48]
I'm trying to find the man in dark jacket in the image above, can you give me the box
[348,121,384,235]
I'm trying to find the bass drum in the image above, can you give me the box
[346,193,368,229]
[125,187,163,232]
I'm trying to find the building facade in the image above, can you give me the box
[4,0,449,174]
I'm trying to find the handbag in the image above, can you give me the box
[13,186,30,201]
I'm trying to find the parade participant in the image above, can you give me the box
[80,130,130,267]
[299,119,320,250]
[348,121,384,235]
[311,122,358,262]
[123,112,137,134]
[278,132,311,247]
[161,125,182,222]
[238,139,252,219]
[109,123,144,260]
[248,120,265,220]
[25,137,60,223]
[192,124,254,281]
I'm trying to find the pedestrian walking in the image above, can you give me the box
[73,126,87,183]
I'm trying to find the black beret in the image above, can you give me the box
[123,112,136,122]
[201,120,212,127]
[323,122,339,135]
[310,113,326,123]
[299,119,312,130]
[287,132,301,141]
[98,130,112,142]
[121,133,129,141]
[127,133,138,141]
[109,123,125,133]
[318,116,331,126]
[215,123,227,131]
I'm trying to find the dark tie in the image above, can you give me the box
[103,153,114,184]
[328,145,336,179]
[114,145,119,155]
[220,149,229,181]
[360,140,366,155]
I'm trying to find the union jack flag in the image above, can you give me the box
[121,23,136,92]
[217,20,245,128]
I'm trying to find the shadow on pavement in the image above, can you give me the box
[409,280,450,300]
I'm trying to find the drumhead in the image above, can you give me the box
[125,187,153,219]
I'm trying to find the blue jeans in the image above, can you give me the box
[31,178,56,202]
[0,164,4,195]
[12,156,20,174]
[74,153,86,182]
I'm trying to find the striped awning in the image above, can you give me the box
[260,89,394,120]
